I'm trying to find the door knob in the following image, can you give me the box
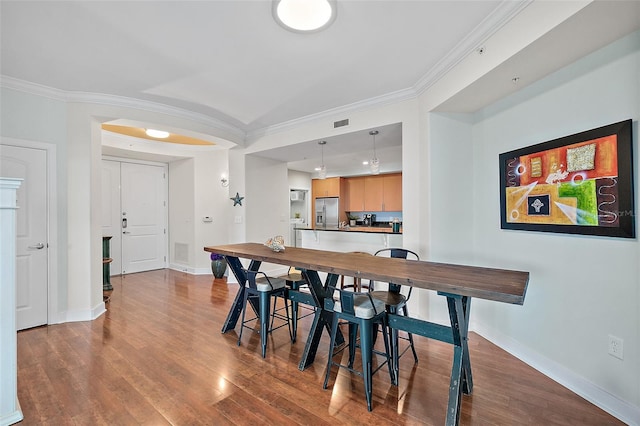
[123,231,131,234]
[28,243,45,249]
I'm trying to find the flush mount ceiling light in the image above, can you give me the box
[273,0,337,33]
[369,130,380,175]
[318,140,327,179]
[145,128,170,139]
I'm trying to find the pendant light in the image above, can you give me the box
[369,130,380,175]
[318,140,327,179]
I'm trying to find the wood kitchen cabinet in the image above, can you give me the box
[312,177,341,198]
[382,173,402,211]
[345,173,402,212]
[345,176,365,211]
[364,176,384,211]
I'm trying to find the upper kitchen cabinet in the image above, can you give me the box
[345,176,366,211]
[312,177,342,198]
[364,176,384,211]
[382,173,402,211]
[347,173,402,212]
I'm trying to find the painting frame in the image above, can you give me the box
[499,119,635,238]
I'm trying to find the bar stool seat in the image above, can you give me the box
[368,290,405,307]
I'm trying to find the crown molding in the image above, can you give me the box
[413,0,533,95]
[0,75,68,101]
[245,87,418,142]
[0,75,245,143]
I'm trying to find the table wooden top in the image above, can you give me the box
[204,243,529,305]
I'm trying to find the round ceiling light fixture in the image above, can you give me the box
[145,128,170,139]
[273,0,337,33]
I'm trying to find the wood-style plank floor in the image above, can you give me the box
[17,269,622,425]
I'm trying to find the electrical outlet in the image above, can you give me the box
[608,335,624,360]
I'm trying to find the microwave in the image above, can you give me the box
[290,191,305,201]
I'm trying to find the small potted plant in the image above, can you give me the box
[210,253,227,279]
[347,213,358,227]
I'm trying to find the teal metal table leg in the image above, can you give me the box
[447,345,464,425]
[444,294,473,426]
[298,270,344,370]
[259,290,270,358]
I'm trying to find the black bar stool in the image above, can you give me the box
[370,248,420,385]
[238,269,292,358]
[323,285,394,411]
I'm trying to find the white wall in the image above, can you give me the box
[245,154,289,243]
[193,150,230,271]
[288,169,311,192]
[1,88,69,314]
[428,31,640,422]
[168,158,196,271]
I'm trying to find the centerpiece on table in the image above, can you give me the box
[210,253,227,279]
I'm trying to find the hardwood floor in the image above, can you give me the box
[17,269,622,425]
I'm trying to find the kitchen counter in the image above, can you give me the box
[295,226,401,234]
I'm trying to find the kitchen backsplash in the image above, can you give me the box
[349,211,402,224]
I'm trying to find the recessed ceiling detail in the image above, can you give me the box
[101,124,215,146]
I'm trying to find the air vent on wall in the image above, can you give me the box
[334,119,349,128]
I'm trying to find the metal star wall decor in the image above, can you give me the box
[230,192,244,206]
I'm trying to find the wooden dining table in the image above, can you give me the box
[204,243,529,426]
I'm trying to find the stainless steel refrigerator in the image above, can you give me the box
[315,197,339,228]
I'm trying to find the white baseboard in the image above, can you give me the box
[169,263,197,274]
[0,400,23,426]
[92,302,106,320]
[471,321,639,426]
[169,264,289,285]
[62,300,106,323]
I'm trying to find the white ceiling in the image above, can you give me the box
[0,0,511,134]
[2,1,639,175]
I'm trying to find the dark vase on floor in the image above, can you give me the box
[211,260,227,279]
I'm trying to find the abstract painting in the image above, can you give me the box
[499,119,634,238]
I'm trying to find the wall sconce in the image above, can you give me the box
[221,174,229,187]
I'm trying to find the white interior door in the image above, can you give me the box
[0,145,48,330]
[120,162,167,274]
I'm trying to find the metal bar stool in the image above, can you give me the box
[238,268,292,358]
[323,284,394,411]
[370,248,420,385]
[279,267,315,342]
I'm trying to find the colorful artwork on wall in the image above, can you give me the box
[499,120,634,238]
